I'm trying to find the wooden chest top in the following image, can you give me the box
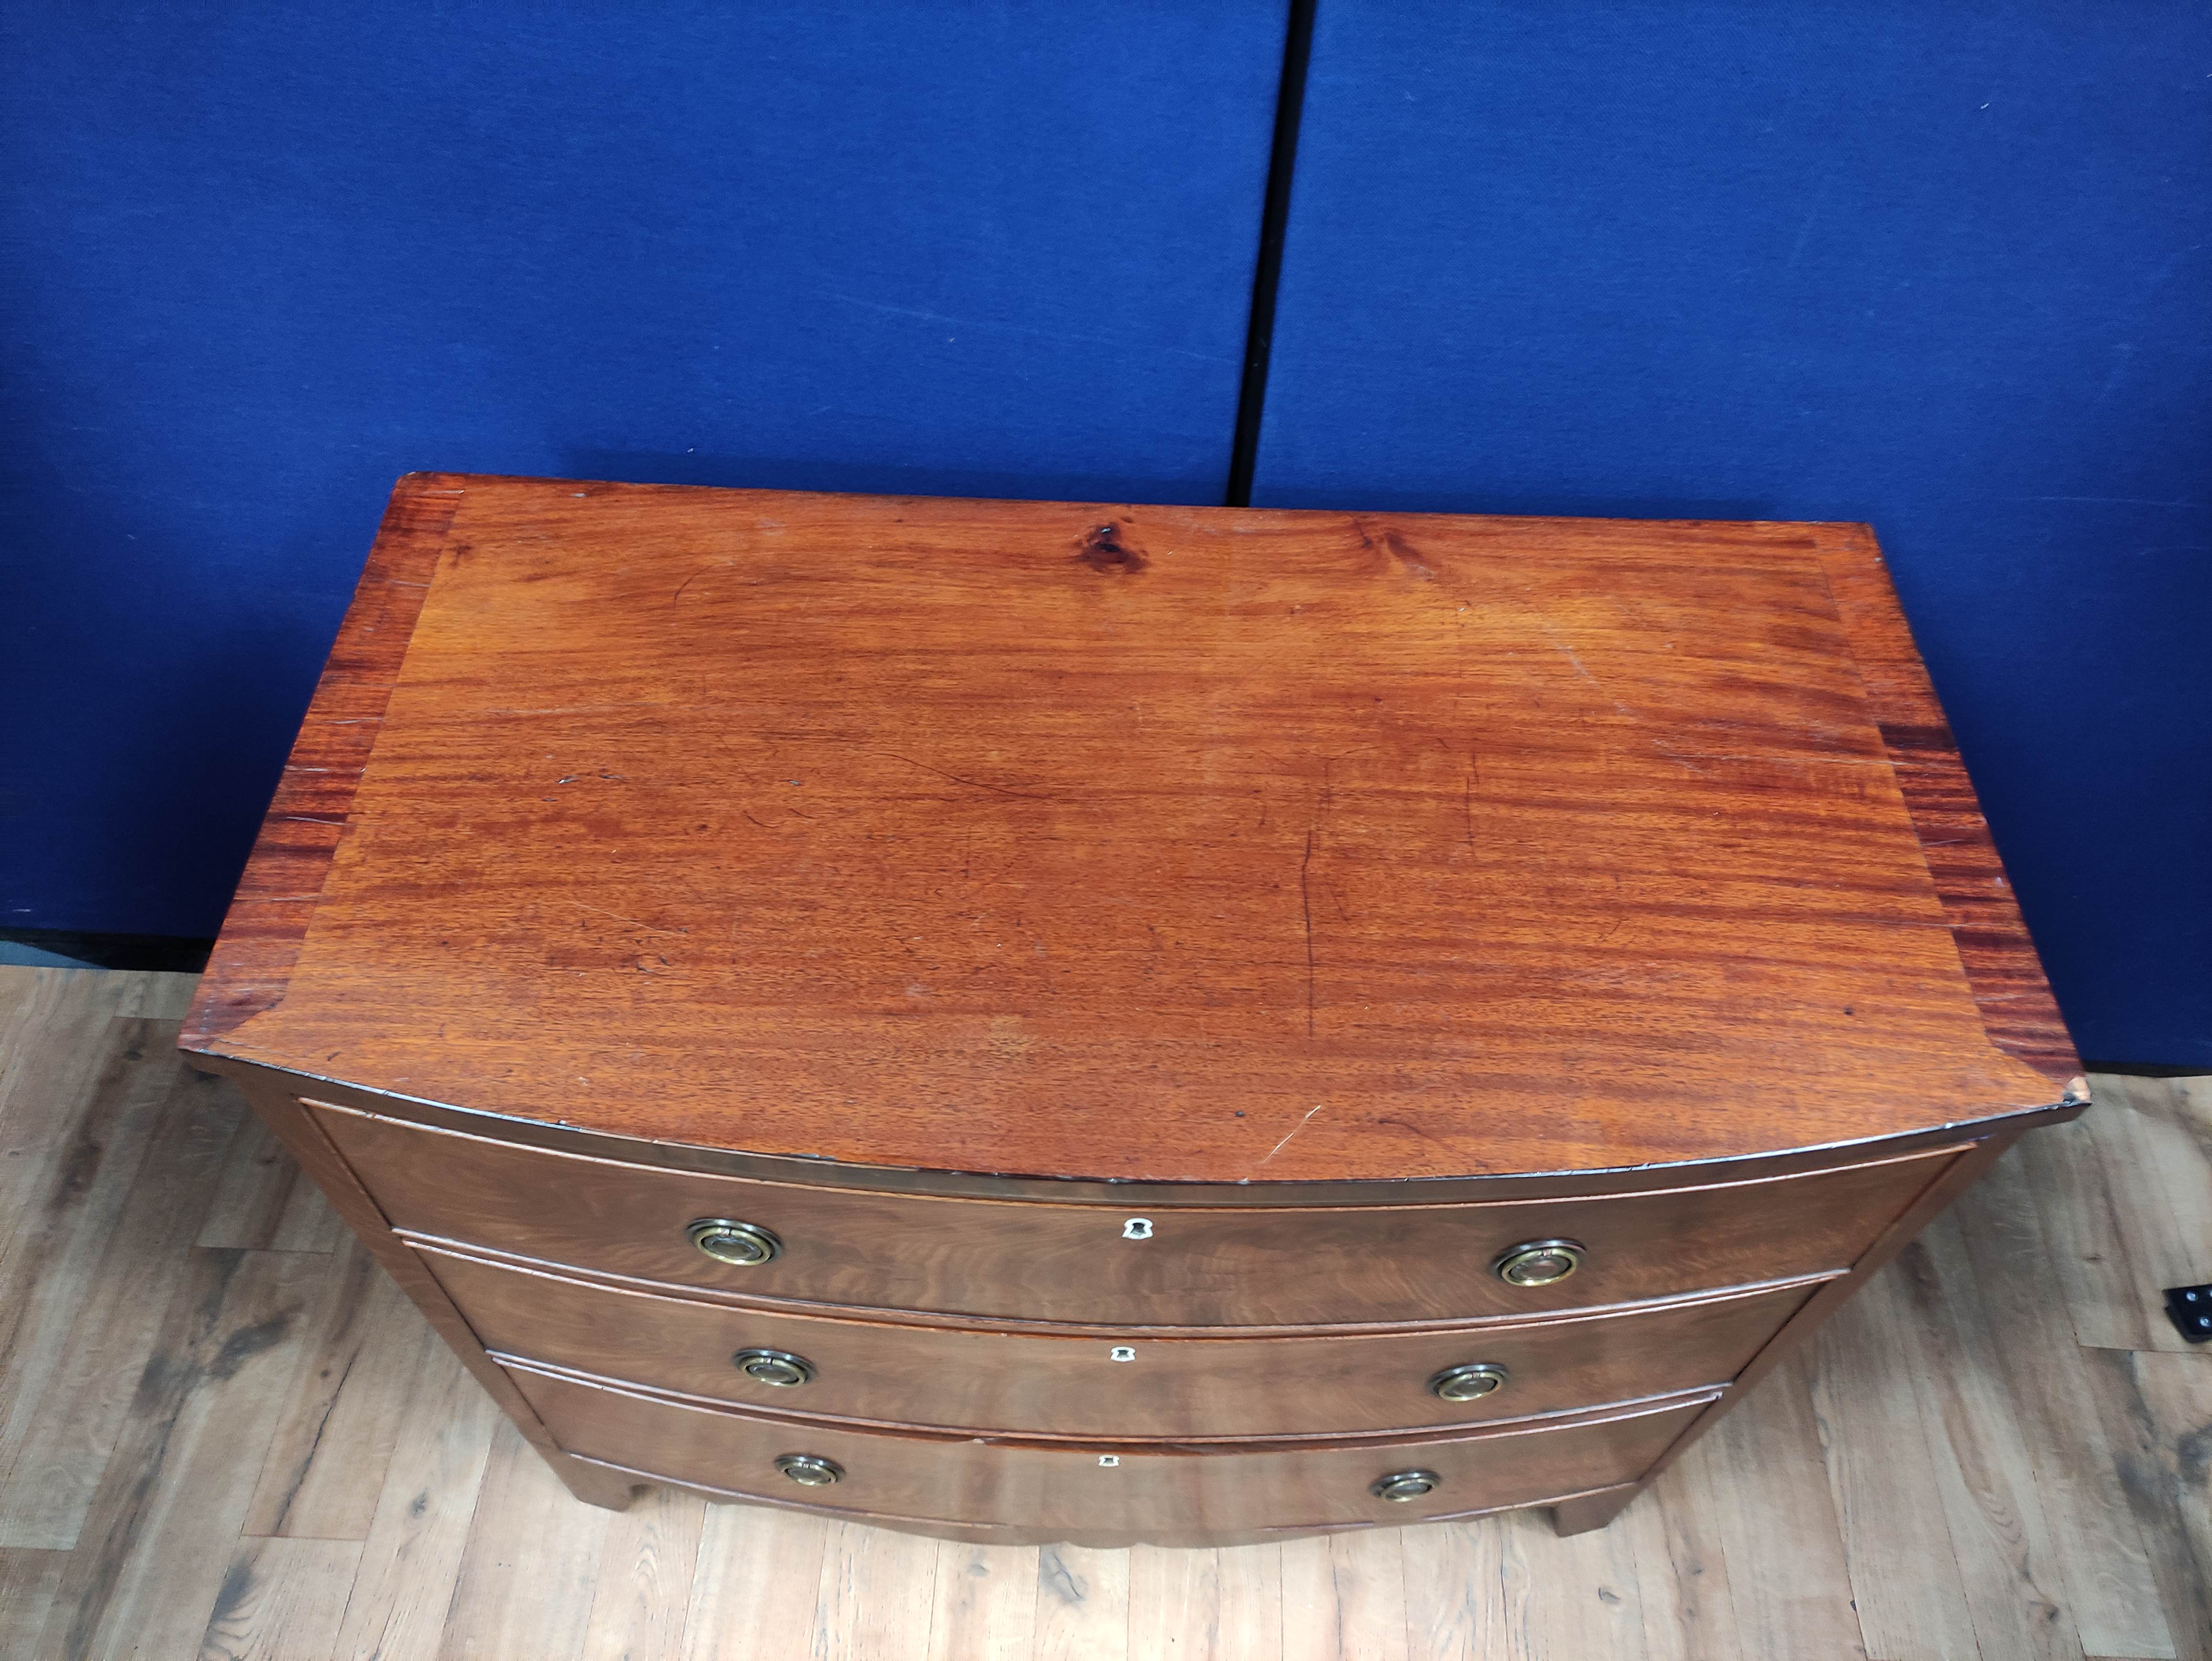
[182,475,2075,1184]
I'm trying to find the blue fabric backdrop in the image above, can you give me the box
[1252,0,2212,1064]
[0,3,1283,939]
[5,2,2206,1063]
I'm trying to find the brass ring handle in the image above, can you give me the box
[1427,1362,1509,1401]
[687,1218,782,1267]
[1493,1238,1584,1287]
[734,1349,815,1387]
[774,1453,843,1487]
[1371,1469,1440,1502]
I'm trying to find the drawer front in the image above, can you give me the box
[424,1241,1815,1438]
[312,1100,1962,1326]
[507,1362,1716,1535]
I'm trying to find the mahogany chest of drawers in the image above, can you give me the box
[180,474,2084,1547]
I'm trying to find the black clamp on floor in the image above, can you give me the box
[2163,1285,2212,1343]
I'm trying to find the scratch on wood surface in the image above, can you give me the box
[1651,741,1715,778]
[483,702,664,717]
[1299,826,1317,1038]
[1259,1102,1328,1167]
[1542,621,1636,719]
[1541,621,1600,688]
[672,561,735,604]
[1670,752,1891,767]
[871,751,1055,801]
[568,900,688,937]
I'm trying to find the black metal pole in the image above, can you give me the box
[1225,0,1318,509]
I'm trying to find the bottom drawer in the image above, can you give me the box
[507,1362,1715,1539]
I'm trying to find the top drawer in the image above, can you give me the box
[306,1100,1964,1328]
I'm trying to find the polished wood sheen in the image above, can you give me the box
[501,1364,1720,1544]
[176,476,2087,1548]
[311,1098,1958,1326]
[419,1240,1819,1438]
[185,476,2074,1185]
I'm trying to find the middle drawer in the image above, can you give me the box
[418,1241,1819,1439]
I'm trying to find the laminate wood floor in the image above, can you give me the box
[1,965,2204,1661]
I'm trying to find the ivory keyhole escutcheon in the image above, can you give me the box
[1122,1218,1153,1240]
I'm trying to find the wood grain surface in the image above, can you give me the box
[420,1241,1818,1440]
[504,1364,1719,1544]
[183,477,2071,1184]
[8,969,2201,1659]
[185,474,462,1045]
[1808,525,2078,1078]
[306,1096,1956,1328]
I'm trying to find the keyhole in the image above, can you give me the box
[1122,1218,1153,1240]
[1110,1346,1137,1362]
[1098,1455,1121,1467]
